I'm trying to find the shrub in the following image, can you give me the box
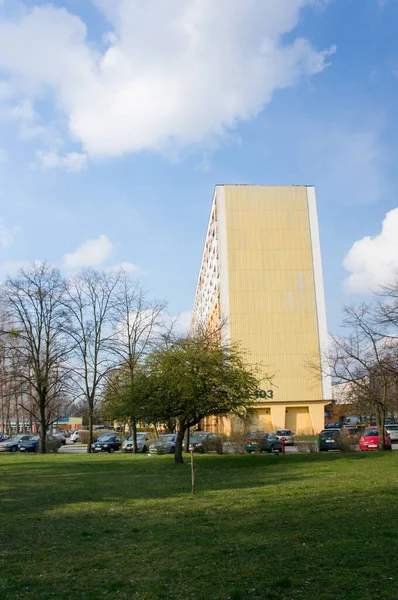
[222,432,246,454]
[78,430,114,444]
[295,440,318,453]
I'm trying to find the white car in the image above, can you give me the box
[70,430,87,443]
[122,432,154,453]
[385,424,398,442]
[275,429,294,445]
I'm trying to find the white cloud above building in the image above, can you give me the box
[0,0,335,157]
[343,208,398,293]
[63,234,114,269]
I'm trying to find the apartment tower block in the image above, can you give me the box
[191,185,331,434]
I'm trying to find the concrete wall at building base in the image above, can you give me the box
[204,402,326,436]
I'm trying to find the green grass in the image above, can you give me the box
[1,452,398,600]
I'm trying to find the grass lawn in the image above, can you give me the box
[0,452,397,600]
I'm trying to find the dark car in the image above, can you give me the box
[52,432,67,445]
[318,429,341,451]
[244,432,282,453]
[0,434,31,452]
[91,433,122,453]
[19,434,63,453]
[189,432,225,454]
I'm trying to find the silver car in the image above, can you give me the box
[385,425,398,442]
[275,429,294,445]
[122,432,154,453]
[148,434,177,454]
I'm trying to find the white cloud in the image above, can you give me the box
[63,234,114,269]
[9,99,36,121]
[0,1,335,157]
[119,261,141,273]
[102,261,142,273]
[36,150,87,173]
[343,208,398,293]
[175,311,193,333]
[0,218,20,248]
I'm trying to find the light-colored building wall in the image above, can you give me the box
[192,185,330,434]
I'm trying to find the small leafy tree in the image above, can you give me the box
[102,365,152,435]
[147,329,265,464]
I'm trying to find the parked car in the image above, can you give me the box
[244,432,282,453]
[189,432,225,454]
[341,426,362,442]
[19,434,63,453]
[275,429,294,445]
[318,429,342,451]
[52,432,66,445]
[0,434,31,452]
[148,434,177,454]
[122,432,155,453]
[70,430,87,443]
[385,424,398,443]
[91,433,122,453]
[93,425,114,431]
[359,427,392,451]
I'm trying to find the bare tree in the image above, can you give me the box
[64,268,120,452]
[110,273,167,452]
[0,263,72,452]
[328,304,397,449]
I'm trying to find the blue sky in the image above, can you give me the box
[0,0,398,333]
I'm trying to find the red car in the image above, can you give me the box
[359,427,391,451]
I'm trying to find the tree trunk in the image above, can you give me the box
[87,400,93,453]
[376,404,387,450]
[166,418,176,433]
[132,419,138,454]
[185,428,190,453]
[175,428,186,464]
[39,396,47,454]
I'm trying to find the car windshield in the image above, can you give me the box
[128,433,146,440]
[6,436,23,442]
[320,431,339,438]
[28,435,39,441]
[160,435,175,442]
[191,433,208,441]
[364,429,378,437]
[98,434,114,442]
[277,430,292,435]
[387,425,398,431]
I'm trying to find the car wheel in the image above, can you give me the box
[170,446,175,453]
[142,445,147,453]
[268,444,274,453]
[109,447,115,453]
[53,448,58,453]
[11,446,17,453]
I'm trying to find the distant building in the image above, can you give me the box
[192,185,331,434]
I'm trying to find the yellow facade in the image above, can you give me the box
[194,185,330,435]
